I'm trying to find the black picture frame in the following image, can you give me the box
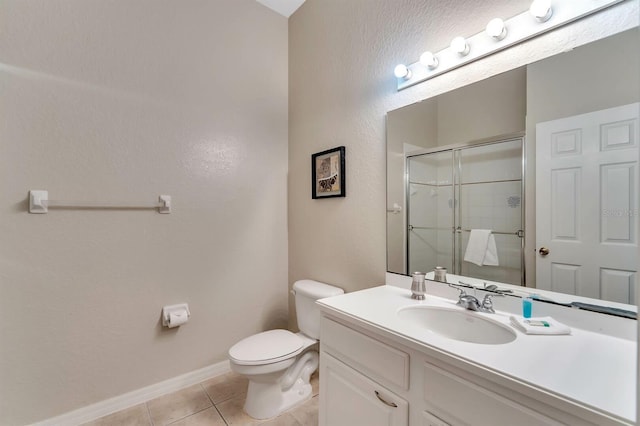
[311,146,346,199]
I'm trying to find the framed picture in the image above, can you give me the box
[311,146,345,199]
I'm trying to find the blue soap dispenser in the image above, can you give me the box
[522,296,533,318]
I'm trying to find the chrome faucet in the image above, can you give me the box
[411,272,427,300]
[448,283,504,313]
[458,294,482,311]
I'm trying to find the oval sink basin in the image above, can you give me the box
[397,306,516,345]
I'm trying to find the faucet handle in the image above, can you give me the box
[448,283,468,297]
[481,293,505,313]
[483,282,514,294]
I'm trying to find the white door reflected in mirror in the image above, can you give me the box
[536,103,639,305]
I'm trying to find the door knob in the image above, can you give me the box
[538,247,550,256]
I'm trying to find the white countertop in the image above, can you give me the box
[317,285,637,423]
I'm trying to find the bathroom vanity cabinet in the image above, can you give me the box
[318,292,634,426]
[320,315,410,426]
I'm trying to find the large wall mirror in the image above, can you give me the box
[387,28,639,313]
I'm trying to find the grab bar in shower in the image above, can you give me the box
[28,190,171,214]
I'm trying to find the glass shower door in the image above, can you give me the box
[407,150,454,274]
[457,139,524,285]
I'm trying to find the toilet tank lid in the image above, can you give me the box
[293,280,344,299]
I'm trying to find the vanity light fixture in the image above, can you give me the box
[450,36,470,56]
[394,0,623,91]
[394,64,411,80]
[530,0,553,22]
[486,18,507,41]
[419,51,439,69]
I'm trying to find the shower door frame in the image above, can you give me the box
[405,132,526,285]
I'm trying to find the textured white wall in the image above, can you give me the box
[0,0,287,424]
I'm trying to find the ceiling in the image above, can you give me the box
[256,0,306,18]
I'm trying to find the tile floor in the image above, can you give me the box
[82,372,319,426]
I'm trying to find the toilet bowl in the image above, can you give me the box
[228,280,343,420]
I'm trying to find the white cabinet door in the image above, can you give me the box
[536,102,639,302]
[319,352,408,426]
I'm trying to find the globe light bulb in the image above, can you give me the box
[394,64,411,79]
[530,0,552,22]
[486,18,507,41]
[450,36,469,56]
[419,51,439,69]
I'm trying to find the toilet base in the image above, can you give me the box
[244,377,312,419]
[243,351,318,420]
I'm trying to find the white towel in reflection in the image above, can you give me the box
[464,229,499,266]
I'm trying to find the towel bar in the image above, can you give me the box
[28,190,171,214]
[409,225,523,238]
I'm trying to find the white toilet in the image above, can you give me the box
[228,279,343,420]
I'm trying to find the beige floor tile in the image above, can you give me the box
[81,403,151,426]
[215,396,250,425]
[202,372,248,404]
[288,396,318,426]
[147,384,212,425]
[82,371,319,426]
[259,413,301,426]
[168,407,226,426]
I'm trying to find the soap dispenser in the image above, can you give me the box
[522,296,533,318]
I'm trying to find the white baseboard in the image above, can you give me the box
[31,360,231,426]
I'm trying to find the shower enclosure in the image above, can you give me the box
[407,137,524,285]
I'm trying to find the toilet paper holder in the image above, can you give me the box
[162,303,191,328]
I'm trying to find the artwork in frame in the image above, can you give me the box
[311,146,345,199]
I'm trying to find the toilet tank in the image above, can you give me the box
[293,280,344,339]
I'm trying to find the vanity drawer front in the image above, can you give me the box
[321,317,410,390]
[422,362,563,426]
[320,353,408,426]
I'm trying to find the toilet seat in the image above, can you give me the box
[229,329,303,366]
